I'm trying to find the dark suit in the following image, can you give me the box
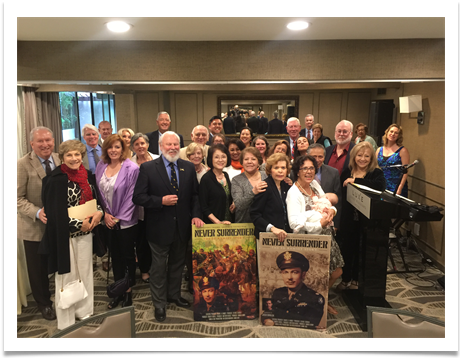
[300,128,313,140]
[267,119,285,134]
[258,116,269,134]
[246,116,259,134]
[324,142,355,176]
[146,130,185,155]
[317,164,342,228]
[199,170,233,223]
[223,116,236,134]
[133,156,201,308]
[250,176,291,239]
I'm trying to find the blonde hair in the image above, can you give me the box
[117,128,135,138]
[185,142,205,158]
[382,124,404,146]
[349,141,379,173]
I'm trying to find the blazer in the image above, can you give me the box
[223,116,236,134]
[250,176,291,240]
[339,167,386,228]
[146,130,185,155]
[267,119,285,134]
[132,156,201,245]
[82,144,102,174]
[258,116,269,134]
[95,159,140,227]
[246,116,260,134]
[98,138,104,147]
[39,166,102,274]
[299,128,312,139]
[199,170,233,224]
[17,151,61,242]
[318,164,342,228]
[231,170,267,224]
[324,142,356,176]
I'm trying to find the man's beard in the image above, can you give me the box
[335,135,352,146]
[163,150,180,163]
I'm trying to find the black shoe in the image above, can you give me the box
[154,307,166,322]
[39,305,56,320]
[108,295,124,309]
[122,291,132,307]
[167,296,190,308]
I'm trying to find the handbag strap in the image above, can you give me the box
[61,238,82,292]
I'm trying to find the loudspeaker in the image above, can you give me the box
[287,105,295,118]
[369,100,395,146]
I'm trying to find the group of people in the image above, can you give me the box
[18,109,411,329]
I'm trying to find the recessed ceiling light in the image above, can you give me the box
[106,21,132,33]
[287,21,309,31]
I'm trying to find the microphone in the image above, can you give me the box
[383,160,419,169]
[405,160,419,170]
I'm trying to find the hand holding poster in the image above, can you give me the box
[192,223,257,322]
[258,233,331,330]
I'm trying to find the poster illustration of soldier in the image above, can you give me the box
[258,233,331,330]
[192,223,257,322]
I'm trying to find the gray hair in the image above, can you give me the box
[130,132,149,150]
[273,111,278,119]
[157,111,171,121]
[191,125,209,137]
[287,117,301,126]
[305,114,314,119]
[336,119,354,133]
[30,126,53,141]
[307,143,326,156]
[159,131,180,145]
[81,124,99,137]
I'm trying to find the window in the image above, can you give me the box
[59,91,117,143]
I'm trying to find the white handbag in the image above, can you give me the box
[57,239,88,310]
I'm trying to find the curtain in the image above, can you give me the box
[36,92,63,146]
[22,87,39,153]
[17,86,27,159]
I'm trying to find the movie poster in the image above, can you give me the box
[257,233,331,330]
[192,223,257,322]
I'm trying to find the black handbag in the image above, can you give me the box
[106,272,131,298]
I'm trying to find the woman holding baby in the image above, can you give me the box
[336,141,386,292]
[286,154,344,315]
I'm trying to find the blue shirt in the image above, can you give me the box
[162,155,180,187]
[86,144,102,174]
[37,155,57,173]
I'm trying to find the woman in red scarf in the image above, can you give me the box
[40,140,104,330]
[223,138,246,181]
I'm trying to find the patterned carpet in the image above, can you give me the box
[17,244,445,339]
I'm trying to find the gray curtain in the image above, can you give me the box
[36,92,63,146]
[22,87,39,153]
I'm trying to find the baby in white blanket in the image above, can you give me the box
[293,193,338,233]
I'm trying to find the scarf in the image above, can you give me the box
[231,160,244,173]
[60,164,93,205]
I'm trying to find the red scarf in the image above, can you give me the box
[60,164,93,205]
[231,160,244,173]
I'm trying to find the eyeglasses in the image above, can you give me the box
[336,130,350,135]
[299,166,315,173]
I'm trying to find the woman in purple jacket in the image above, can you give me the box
[95,134,140,309]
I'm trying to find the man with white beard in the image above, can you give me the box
[133,131,204,322]
[324,120,356,176]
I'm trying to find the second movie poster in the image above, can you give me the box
[192,223,257,321]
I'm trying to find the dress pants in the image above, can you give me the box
[339,221,361,283]
[136,220,152,274]
[23,240,52,309]
[109,224,138,284]
[148,227,186,309]
[55,233,93,330]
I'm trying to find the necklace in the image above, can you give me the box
[214,170,225,185]
[296,180,313,197]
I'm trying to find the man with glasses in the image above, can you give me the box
[324,120,356,176]
[146,111,185,155]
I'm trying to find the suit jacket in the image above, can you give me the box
[132,156,201,245]
[199,170,233,224]
[82,144,102,174]
[246,116,259,134]
[258,116,269,134]
[250,176,291,240]
[17,151,61,242]
[223,116,236,134]
[98,138,104,147]
[324,142,356,176]
[318,164,342,228]
[300,128,313,140]
[146,130,185,155]
[267,119,285,134]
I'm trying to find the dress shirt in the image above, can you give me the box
[158,131,163,154]
[35,155,57,219]
[327,145,349,176]
[306,128,313,140]
[85,144,102,174]
[161,155,179,187]
[315,165,322,184]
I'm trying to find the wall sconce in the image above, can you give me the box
[399,95,425,125]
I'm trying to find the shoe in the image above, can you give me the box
[336,281,350,291]
[102,261,111,272]
[107,295,123,309]
[167,296,190,308]
[154,307,166,322]
[349,280,359,290]
[122,291,133,307]
[39,306,57,320]
[141,274,150,283]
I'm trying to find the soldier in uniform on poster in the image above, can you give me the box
[194,276,229,321]
[261,251,325,327]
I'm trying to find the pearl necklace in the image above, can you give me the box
[296,180,313,197]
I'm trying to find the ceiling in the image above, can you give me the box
[17,17,445,42]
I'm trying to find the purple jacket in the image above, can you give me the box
[95,159,140,227]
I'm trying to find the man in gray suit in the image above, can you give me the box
[307,143,342,229]
[17,126,61,320]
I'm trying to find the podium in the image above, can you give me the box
[342,183,443,331]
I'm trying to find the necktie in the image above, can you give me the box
[44,159,52,175]
[169,162,179,193]
[308,130,312,140]
[92,148,100,167]
[291,145,295,159]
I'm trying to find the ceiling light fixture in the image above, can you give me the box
[287,21,309,31]
[106,21,132,33]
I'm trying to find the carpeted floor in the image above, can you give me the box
[17,244,445,338]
